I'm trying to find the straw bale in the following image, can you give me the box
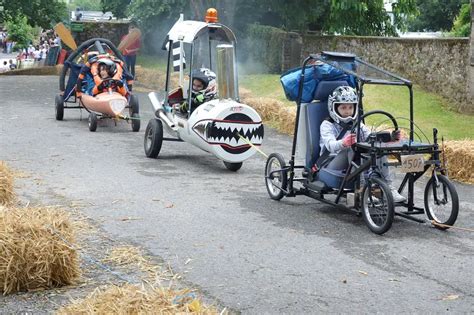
[102,246,165,279]
[0,162,15,206]
[0,206,80,294]
[444,141,474,184]
[57,283,220,315]
[243,97,296,135]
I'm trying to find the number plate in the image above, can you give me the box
[400,154,425,173]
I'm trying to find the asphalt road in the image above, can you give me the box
[1,76,473,313]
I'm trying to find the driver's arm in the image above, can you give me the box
[320,120,345,153]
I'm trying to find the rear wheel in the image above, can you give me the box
[144,119,163,158]
[361,177,394,235]
[55,94,64,120]
[265,153,288,201]
[131,113,140,132]
[424,174,459,229]
[88,112,97,132]
[129,94,139,114]
[223,161,243,172]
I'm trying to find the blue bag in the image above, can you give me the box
[280,66,316,103]
[280,62,357,103]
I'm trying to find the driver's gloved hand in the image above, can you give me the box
[97,82,105,91]
[179,101,188,113]
[391,130,401,141]
[194,94,204,104]
[116,80,124,88]
[342,133,357,147]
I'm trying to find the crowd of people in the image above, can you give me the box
[0,29,61,72]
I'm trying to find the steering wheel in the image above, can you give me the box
[100,78,117,89]
[351,110,399,143]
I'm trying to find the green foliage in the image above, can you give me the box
[68,0,103,11]
[101,0,132,19]
[243,24,287,73]
[451,3,471,37]
[327,0,418,36]
[5,15,34,49]
[407,0,468,32]
[1,0,67,29]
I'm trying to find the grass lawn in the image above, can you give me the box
[240,74,473,140]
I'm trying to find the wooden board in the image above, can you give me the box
[54,23,77,50]
[117,28,142,53]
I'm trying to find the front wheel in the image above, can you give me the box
[88,112,97,132]
[361,177,394,235]
[144,119,163,158]
[424,174,459,229]
[223,161,243,172]
[55,94,64,121]
[265,153,288,201]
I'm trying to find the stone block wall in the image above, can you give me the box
[71,21,129,48]
[302,35,470,110]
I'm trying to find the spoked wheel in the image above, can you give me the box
[265,153,288,201]
[223,161,243,172]
[144,119,163,158]
[424,174,459,230]
[361,177,394,234]
[55,94,64,121]
[88,112,98,132]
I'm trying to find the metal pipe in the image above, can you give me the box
[216,44,237,100]
[148,92,177,130]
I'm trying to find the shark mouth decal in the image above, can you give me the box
[192,113,264,154]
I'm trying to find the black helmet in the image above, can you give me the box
[191,68,217,98]
[97,58,117,77]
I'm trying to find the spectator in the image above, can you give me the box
[120,24,141,79]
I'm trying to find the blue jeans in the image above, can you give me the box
[124,55,137,79]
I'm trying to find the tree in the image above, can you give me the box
[68,0,103,11]
[407,0,469,32]
[326,0,418,36]
[451,3,471,36]
[101,0,132,19]
[5,15,34,49]
[1,0,67,29]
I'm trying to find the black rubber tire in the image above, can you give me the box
[424,174,459,230]
[131,113,140,132]
[223,161,243,172]
[88,112,98,132]
[144,119,163,158]
[55,94,64,121]
[361,177,394,235]
[265,153,288,201]
[129,94,139,114]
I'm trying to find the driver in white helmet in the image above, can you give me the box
[179,68,217,113]
[319,86,405,202]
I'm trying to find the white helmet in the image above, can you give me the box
[328,86,358,124]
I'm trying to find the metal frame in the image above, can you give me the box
[279,52,453,224]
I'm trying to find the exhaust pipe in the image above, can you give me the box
[148,92,177,131]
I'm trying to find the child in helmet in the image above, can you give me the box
[179,68,217,113]
[319,86,406,202]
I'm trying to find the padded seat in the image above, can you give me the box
[302,80,354,169]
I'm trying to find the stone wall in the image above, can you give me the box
[71,21,129,48]
[302,35,470,111]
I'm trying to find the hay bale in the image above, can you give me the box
[444,141,474,184]
[0,206,80,294]
[0,162,15,206]
[243,97,296,135]
[57,284,220,314]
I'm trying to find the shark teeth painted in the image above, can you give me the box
[192,119,264,153]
